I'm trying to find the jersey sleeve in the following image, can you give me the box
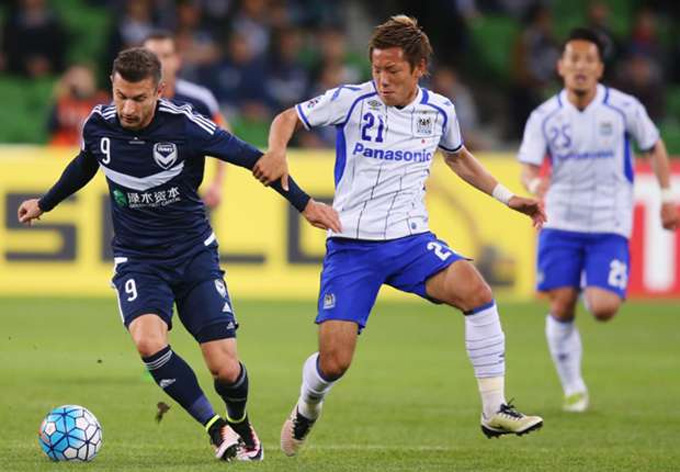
[195,126,263,169]
[626,98,660,151]
[517,110,548,165]
[39,115,99,211]
[295,87,349,129]
[438,103,464,153]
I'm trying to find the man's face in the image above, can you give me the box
[371,47,424,107]
[143,38,180,83]
[111,73,162,130]
[558,40,604,95]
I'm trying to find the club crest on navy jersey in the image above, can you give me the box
[153,142,178,169]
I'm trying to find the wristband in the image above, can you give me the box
[527,177,541,195]
[492,183,514,206]
[661,188,674,204]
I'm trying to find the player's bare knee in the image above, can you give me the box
[550,297,577,320]
[551,306,574,321]
[458,280,493,312]
[592,306,618,322]
[211,360,241,383]
[474,281,494,306]
[133,336,166,358]
[319,352,351,380]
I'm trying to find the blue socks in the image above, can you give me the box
[143,345,216,426]
[214,362,249,423]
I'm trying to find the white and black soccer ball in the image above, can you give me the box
[38,405,102,462]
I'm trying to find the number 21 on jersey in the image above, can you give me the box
[361,112,385,142]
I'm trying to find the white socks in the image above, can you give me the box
[298,352,336,420]
[478,377,506,419]
[465,302,507,418]
[545,314,586,396]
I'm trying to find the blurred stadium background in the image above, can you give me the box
[1,1,679,470]
[1,0,678,298]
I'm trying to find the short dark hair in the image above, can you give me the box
[112,47,162,86]
[563,28,605,60]
[369,15,433,72]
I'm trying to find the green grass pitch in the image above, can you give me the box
[1,297,678,471]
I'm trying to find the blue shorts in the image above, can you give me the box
[537,229,630,298]
[316,232,466,331]
[111,245,238,343]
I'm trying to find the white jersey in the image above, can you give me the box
[296,81,463,240]
[518,84,659,238]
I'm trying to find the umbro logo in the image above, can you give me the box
[159,378,176,389]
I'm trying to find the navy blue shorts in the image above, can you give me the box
[316,232,466,331]
[111,245,237,343]
[537,228,630,298]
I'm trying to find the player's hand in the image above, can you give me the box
[661,202,679,230]
[17,198,44,226]
[253,150,289,190]
[302,199,341,233]
[508,196,546,229]
[202,181,222,209]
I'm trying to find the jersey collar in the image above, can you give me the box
[370,80,423,110]
[559,84,605,113]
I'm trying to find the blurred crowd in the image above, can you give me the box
[1,0,679,150]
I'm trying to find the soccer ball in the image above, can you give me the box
[38,405,102,462]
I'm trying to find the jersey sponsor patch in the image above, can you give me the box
[153,142,178,170]
[125,187,182,209]
[113,190,128,207]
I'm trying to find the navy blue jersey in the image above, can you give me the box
[39,99,309,260]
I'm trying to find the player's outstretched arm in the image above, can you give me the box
[646,139,679,230]
[17,150,99,226]
[253,108,302,190]
[443,147,546,228]
[302,199,341,233]
[17,199,43,226]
